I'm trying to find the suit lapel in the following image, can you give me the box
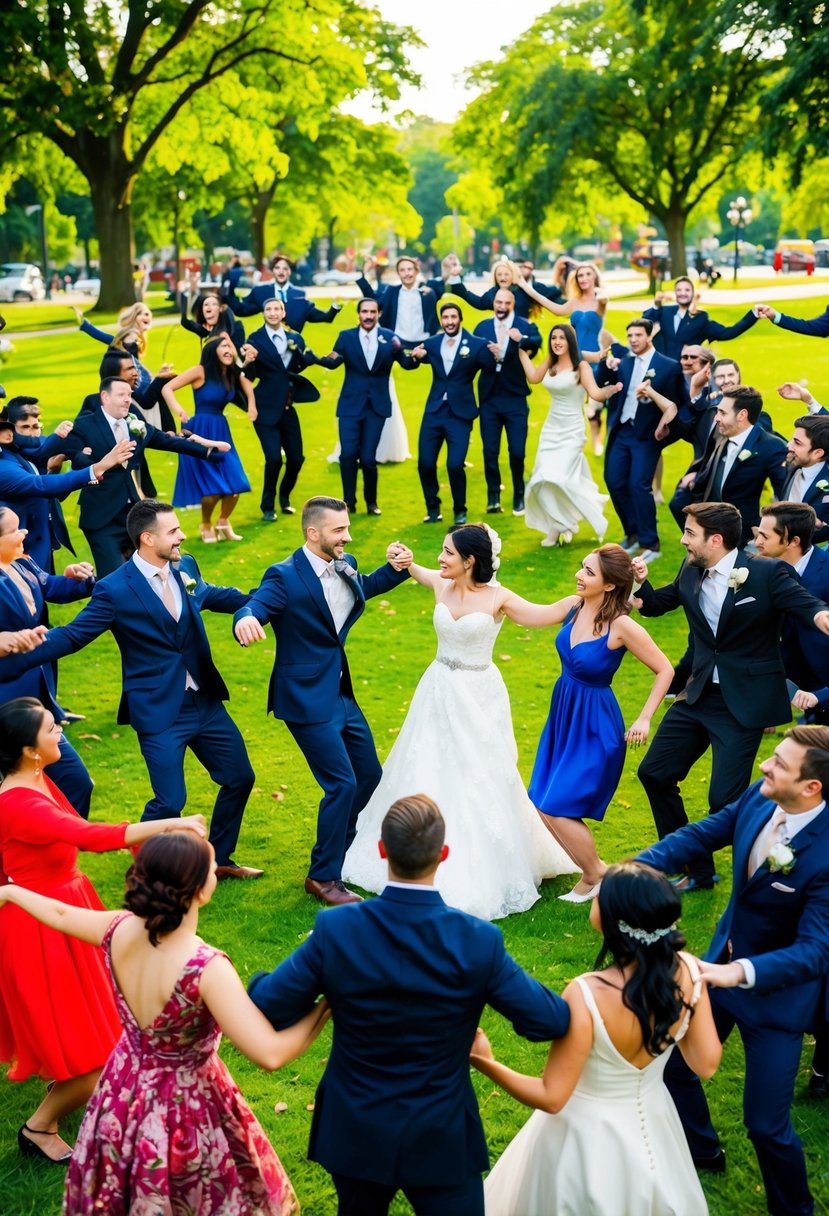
[738,797,779,891]
[684,562,716,640]
[713,548,751,638]
[124,560,179,643]
[723,423,761,488]
[295,549,339,638]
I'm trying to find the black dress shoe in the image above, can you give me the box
[279,502,296,515]
[261,511,277,522]
[366,504,382,516]
[423,511,443,524]
[486,501,503,514]
[454,512,468,525]
[692,1148,726,1174]
[807,1070,829,1097]
[512,498,525,516]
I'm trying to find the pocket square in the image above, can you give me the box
[771,881,796,893]
[735,596,756,605]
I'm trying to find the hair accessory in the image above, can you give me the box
[618,919,676,945]
[480,523,502,572]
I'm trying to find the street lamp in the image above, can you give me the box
[726,196,752,285]
[24,203,50,299]
[172,189,187,294]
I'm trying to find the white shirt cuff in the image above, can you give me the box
[772,311,782,324]
[736,958,756,988]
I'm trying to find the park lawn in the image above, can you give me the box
[0,297,828,1214]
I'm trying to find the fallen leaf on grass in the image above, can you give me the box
[77,733,102,741]
[272,791,285,801]
[305,1102,315,1112]
[274,1102,288,1114]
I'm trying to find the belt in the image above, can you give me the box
[436,656,490,672]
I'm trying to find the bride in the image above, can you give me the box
[342,524,578,920]
[519,324,621,547]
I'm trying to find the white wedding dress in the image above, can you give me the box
[342,602,577,920]
[327,376,411,465]
[525,369,608,540]
[484,965,708,1216]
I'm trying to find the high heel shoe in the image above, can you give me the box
[17,1123,72,1163]
[540,530,560,548]
[199,524,217,544]
[558,882,601,904]
[215,520,243,541]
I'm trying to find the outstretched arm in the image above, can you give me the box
[519,278,571,316]
[498,590,580,628]
[0,884,118,945]
[578,360,622,402]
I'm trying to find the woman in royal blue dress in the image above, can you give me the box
[162,335,256,543]
[529,544,673,903]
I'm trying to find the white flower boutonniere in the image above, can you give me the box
[377,334,387,345]
[643,368,656,381]
[816,479,829,492]
[737,449,753,462]
[459,343,470,359]
[181,574,197,596]
[126,416,147,439]
[727,567,750,591]
[767,841,796,874]
[287,339,297,352]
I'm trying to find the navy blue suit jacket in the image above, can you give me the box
[1,555,247,733]
[242,325,318,424]
[356,275,441,336]
[0,446,84,569]
[596,349,689,446]
[233,548,408,724]
[306,326,402,418]
[638,781,829,1032]
[248,884,570,1187]
[776,307,829,339]
[227,281,339,331]
[781,460,829,543]
[400,330,494,421]
[473,315,541,406]
[642,304,758,360]
[780,545,829,699]
[0,557,93,718]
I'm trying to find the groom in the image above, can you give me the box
[233,496,411,905]
[249,794,571,1216]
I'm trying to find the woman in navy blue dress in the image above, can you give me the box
[529,544,673,903]
[162,336,255,543]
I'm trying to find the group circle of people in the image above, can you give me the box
[1,250,829,1215]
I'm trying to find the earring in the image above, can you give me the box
[33,753,41,779]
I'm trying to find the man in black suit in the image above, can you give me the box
[643,276,759,359]
[61,377,229,577]
[226,253,342,332]
[670,386,787,546]
[240,297,318,521]
[356,255,442,339]
[632,501,829,889]
[779,414,829,542]
[473,288,541,515]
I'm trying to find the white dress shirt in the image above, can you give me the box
[396,285,428,343]
[718,425,753,484]
[267,325,291,368]
[441,334,459,378]
[788,462,823,503]
[620,348,655,423]
[698,548,739,680]
[303,544,353,633]
[131,553,198,688]
[361,328,378,370]
[495,312,515,360]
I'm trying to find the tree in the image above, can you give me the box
[0,0,418,308]
[455,0,776,274]
[398,120,458,253]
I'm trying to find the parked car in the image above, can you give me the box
[773,240,815,274]
[312,268,361,286]
[0,263,46,302]
[73,277,101,296]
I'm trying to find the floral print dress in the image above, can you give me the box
[64,914,298,1216]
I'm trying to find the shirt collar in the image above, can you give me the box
[707,548,740,579]
[303,544,333,578]
[777,799,825,840]
[385,880,439,891]
[727,425,753,454]
[132,551,170,579]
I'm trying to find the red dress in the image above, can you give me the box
[0,778,128,1081]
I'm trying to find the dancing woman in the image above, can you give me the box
[474,862,720,1216]
[343,524,579,920]
[162,335,255,542]
[0,831,328,1213]
[180,284,246,350]
[529,544,673,902]
[519,324,621,547]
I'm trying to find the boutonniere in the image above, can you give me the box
[643,369,656,381]
[767,841,796,874]
[181,573,197,595]
[419,285,433,296]
[727,567,749,590]
[816,479,829,492]
[287,339,298,352]
[126,415,147,439]
[377,334,387,345]
[459,343,470,358]
[737,449,753,462]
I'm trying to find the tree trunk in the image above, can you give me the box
[664,209,688,278]
[88,174,136,311]
[251,181,277,268]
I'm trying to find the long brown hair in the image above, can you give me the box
[580,544,634,635]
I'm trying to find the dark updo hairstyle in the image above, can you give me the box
[449,523,496,584]
[193,290,234,336]
[594,861,688,1057]
[579,543,634,636]
[200,334,242,393]
[0,696,46,778]
[124,833,212,947]
[548,323,582,369]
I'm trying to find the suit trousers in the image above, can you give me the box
[331,1171,484,1216]
[604,425,661,547]
[669,483,697,531]
[83,517,133,579]
[287,693,382,880]
[338,410,385,509]
[637,684,764,881]
[479,400,528,506]
[138,691,255,866]
[253,412,305,512]
[665,996,813,1216]
[418,406,473,515]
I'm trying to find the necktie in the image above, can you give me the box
[710,439,734,499]
[497,321,508,343]
[748,808,788,878]
[698,568,720,635]
[114,418,130,468]
[789,468,805,502]
[155,570,178,620]
[362,331,375,369]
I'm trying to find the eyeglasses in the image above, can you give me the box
[680,355,698,362]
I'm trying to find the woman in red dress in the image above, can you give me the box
[0,696,206,1163]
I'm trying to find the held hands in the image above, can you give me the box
[755,304,775,320]
[792,690,819,711]
[624,717,651,748]
[0,626,47,656]
[386,542,413,570]
[235,617,267,646]
[411,344,427,360]
[63,562,95,581]
[240,343,257,365]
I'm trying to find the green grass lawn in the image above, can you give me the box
[1,296,828,1213]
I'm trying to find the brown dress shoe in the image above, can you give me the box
[216,864,264,881]
[304,877,363,906]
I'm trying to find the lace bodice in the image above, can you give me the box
[433,601,502,670]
